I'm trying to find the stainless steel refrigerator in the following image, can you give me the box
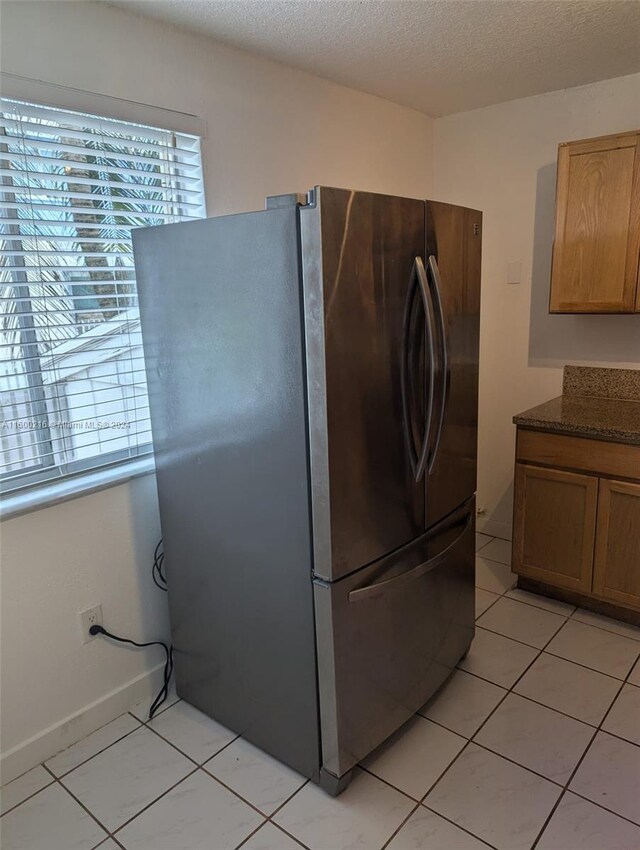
[132,186,481,795]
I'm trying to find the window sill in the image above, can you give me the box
[0,455,156,521]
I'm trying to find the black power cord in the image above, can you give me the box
[88,538,173,720]
[152,538,167,592]
[89,625,174,720]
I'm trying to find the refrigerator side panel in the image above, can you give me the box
[132,209,321,780]
[425,201,482,529]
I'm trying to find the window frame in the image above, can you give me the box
[0,79,206,517]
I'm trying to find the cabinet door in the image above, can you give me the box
[550,131,640,313]
[513,463,597,592]
[593,479,640,611]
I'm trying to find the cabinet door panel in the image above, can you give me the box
[550,132,640,313]
[513,463,597,592]
[593,479,640,611]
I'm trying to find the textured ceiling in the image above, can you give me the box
[111,0,640,116]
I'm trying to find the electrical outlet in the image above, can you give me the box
[80,605,103,644]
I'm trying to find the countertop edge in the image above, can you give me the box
[512,417,640,447]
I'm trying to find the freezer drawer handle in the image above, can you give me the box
[347,512,472,603]
[426,255,449,476]
[400,256,435,483]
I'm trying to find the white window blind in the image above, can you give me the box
[0,97,205,495]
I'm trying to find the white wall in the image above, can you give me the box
[0,0,434,777]
[4,0,638,781]
[433,74,640,539]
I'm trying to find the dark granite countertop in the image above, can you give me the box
[513,394,640,445]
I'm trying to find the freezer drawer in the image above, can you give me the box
[314,500,475,781]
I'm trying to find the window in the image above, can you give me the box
[0,98,205,497]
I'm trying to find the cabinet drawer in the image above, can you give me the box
[517,430,640,480]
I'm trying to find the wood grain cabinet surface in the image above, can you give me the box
[593,479,640,611]
[513,429,640,616]
[513,463,597,593]
[549,130,640,314]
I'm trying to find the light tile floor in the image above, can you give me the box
[2,533,640,849]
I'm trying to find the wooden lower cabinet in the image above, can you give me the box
[513,430,640,616]
[513,463,597,593]
[593,479,640,611]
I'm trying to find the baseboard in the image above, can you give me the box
[477,516,512,541]
[1,663,165,785]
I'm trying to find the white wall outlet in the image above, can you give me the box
[80,605,103,644]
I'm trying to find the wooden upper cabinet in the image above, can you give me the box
[549,130,640,313]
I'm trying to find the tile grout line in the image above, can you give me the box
[421,798,499,850]
[471,585,640,680]
[536,646,639,681]
[370,736,501,850]
[471,594,634,731]
[505,689,628,737]
[487,583,639,845]
[199,759,302,824]
[471,623,561,652]
[4,702,310,850]
[0,700,178,815]
[0,773,56,820]
[6,566,639,850]
[41,761,113,842]
[502,593,576,618]
[47,717,144,781]
[234,817,309,850]
[476,555,640,643]
[534,592,640,832]
[376,580,559,846]
[568,609,640,643]
[528,787,568,850]
[49,708,271,845]
[369,585,531,849]
[477,592,571,627]
[375,638,639,850]
[108,765,200,839]
[141,712,240,768]
[445,600,566,845]
[529,664,633,847]
[261,780,313,850]
[411,595,582,848]
[378,801,423,850]
[138,716,315,848]
[418,691,639,754]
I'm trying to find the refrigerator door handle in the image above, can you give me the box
[400,256,435,483]
[426,255,448,476]
[347,511,472,602]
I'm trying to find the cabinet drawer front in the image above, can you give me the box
[513,463,597,593]
[593,479,640,612]
[517,430,640,480]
